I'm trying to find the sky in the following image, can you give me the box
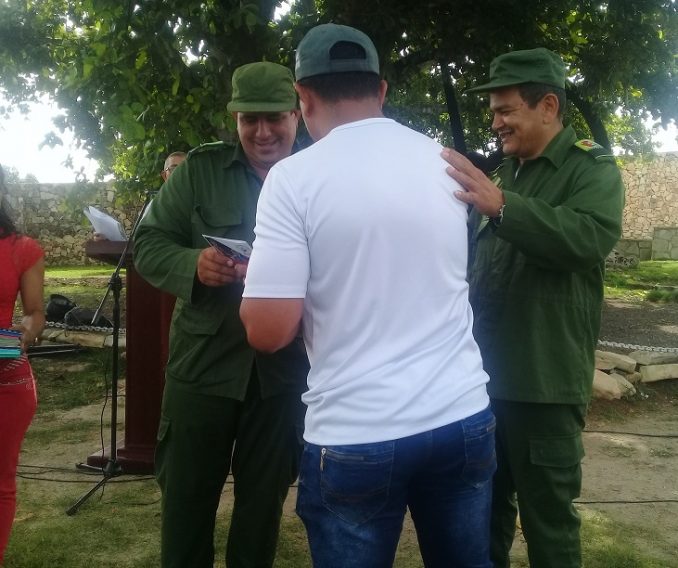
[0,96,101,183]
[1,94,677,184]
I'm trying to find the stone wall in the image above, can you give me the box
[5,151,678,266]
[5,182,137,266]
[652,227,678,260]
[615,238,653,262]
[621,152,678,240]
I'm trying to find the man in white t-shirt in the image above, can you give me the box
[240,24,495,568]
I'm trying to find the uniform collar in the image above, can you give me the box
[502,124,576,172]
[539,124,576,168]
[229,142,247,169]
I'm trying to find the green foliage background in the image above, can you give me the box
[0,0,676,196]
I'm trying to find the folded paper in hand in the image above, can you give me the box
[83,206,127,241]
[203,234,252,264]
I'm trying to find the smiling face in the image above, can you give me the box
[236,111,300,179]
[489,86,557,162]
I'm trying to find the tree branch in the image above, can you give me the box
[566,86,611,150]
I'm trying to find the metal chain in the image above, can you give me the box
[42,325,674,352]
[45,321,125,335]
[598,340,678,353]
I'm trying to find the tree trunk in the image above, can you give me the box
[440,62,467,154]
[566,87,612,150]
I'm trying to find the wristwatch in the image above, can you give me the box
[490,202,505,227]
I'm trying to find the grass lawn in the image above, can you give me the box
[4,262,675,566]
[605,260,678,301]
[45,265,119,279]
[8,351,676,567]
[42,259,678,309]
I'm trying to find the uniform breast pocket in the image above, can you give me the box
[192,204,244,245]
[175,301,224,336]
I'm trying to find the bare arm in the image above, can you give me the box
[17,256,46,351]
[240,298,304,353]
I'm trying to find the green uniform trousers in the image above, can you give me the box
[155,372,305,568]
[490,399,586,568]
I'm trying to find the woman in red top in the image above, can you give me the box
[0,165,45,564]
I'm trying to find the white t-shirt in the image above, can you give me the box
[244,117,489,445]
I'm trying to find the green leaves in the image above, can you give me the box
[318,0,677,154]
[0,0,675,196]
[171,74,180,96]
[135,49,148,70]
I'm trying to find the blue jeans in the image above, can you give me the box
[296,407,496,568]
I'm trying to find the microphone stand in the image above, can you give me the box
[66,191,155,516]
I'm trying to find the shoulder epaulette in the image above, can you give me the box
[187,141,229,158]
[574,139,614,160]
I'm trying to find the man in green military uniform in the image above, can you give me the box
[443,48,624,566]
[134,62,308,568]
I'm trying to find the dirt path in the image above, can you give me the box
[600,299,678,349]
[582,409,678,564]
[592,299,678,562]
[19,298,678,565]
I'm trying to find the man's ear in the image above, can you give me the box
[541,93,560,123]
[378,80,388,107]
[295,83,313,112]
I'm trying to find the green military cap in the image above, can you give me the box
[226,62,297,113]
[295,23,380,81]
[466,47,566,93]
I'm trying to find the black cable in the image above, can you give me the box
[19,468,672,503]
[17,465,102,476]
[18,465,295,487]
[16,475,110,483]
[579,429,678,505]
[16,473,155,483]
[20,463,106,471]
[98,352,111,461]
[575,499,678,505]
[584,429,678,438]
[80,349,127,478]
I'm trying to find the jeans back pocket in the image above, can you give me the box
[320,442,395,525]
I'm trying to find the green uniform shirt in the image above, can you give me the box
[468,125,624,404]
[134,142,309,399]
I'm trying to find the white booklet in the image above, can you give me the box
[83,206,127,241]
[203,234,252,264]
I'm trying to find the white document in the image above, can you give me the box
[83,206,127,241]
[202,234,252,263]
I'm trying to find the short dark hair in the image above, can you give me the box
[517,82,566,117]
[0,166,18,238]
[297,71,381,102]
[296,40,381,102]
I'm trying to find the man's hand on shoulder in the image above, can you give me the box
[442,148,505,218]
[197,246,245,286]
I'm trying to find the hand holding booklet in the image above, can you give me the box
[83,206,127,241]
[203,234,252,265]
[0,328,22,358]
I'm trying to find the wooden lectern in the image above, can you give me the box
[85,240,174,474]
